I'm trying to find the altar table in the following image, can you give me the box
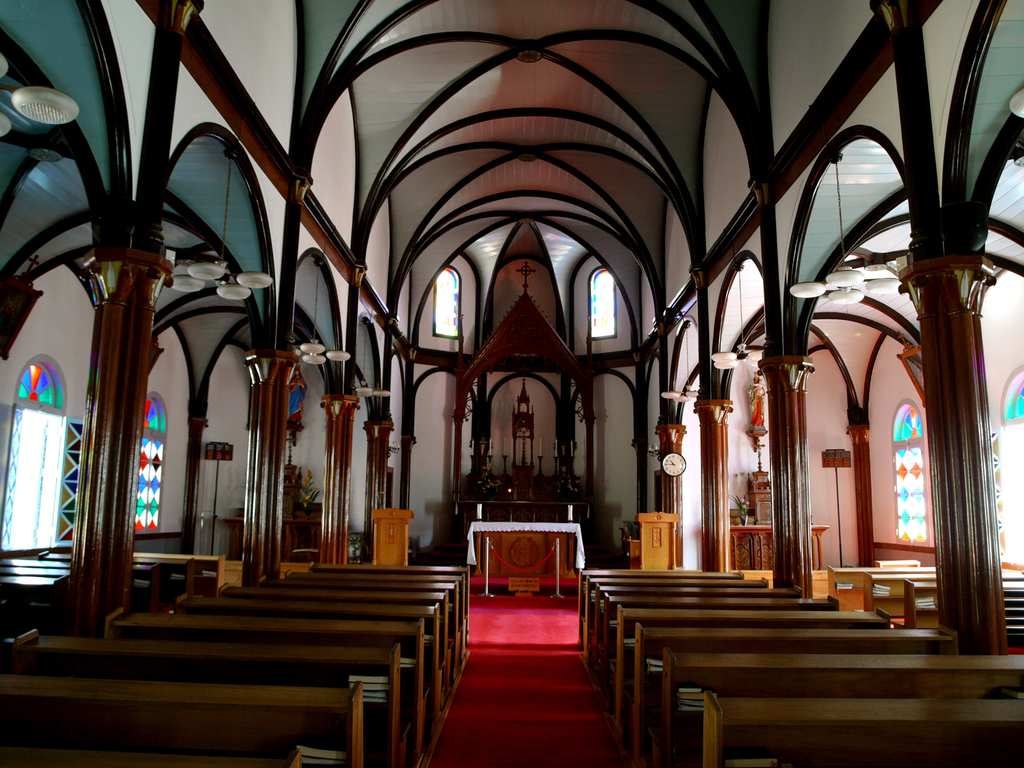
[467,522,586,577]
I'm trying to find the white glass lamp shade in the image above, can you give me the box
[187,260,227,280]
[0,53,8,79]
[372,389,391,398]
[864,277,901,295]
[12,86,79,124]
[236,271,273,289]
[216,283,251,300]
[170,274,205,293]
[714,358,740,370]
[301,353,326,365]
[746,349,764,363]
[661,391,681,400]
[828,287,864,304]
[0,113,10,138]
[325,349,351,362]
[674,391,693,402]
[354,386,373,397]
[1011,87,1024,118]
[861,262,893,274]
[824,266,864,287]
[684,388,699,400]
[711,351,737,364]
[299,341,325,355]
[789,282,827,298]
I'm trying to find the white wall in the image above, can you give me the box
[679,399,702,568]
[407,367,455,550]
[593,372,636,552]
[312,93,358,244]
[574,255,632,354]
[703,92,752,249]
[146,330,191,538]
[416,254,476,354]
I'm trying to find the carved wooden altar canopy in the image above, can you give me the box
[452,273,595,506]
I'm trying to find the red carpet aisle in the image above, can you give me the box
[428,591,626,768]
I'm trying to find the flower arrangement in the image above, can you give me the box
[478,469,501,497]
[730,472,750,519]
[298,468,321,512]
[557,470,579,498]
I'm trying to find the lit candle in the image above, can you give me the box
[568,504,574,521]
[476,503,482,520]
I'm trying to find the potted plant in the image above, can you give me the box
[298,468,321,518]
[347,532,366,563]
[479,469,501,500]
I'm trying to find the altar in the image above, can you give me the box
[467,522,585,577]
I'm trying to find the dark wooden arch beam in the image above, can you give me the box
[1,210,94,278]
[170,324,197,405]
[808,323,860,412]
[195,316,251,405]
[862,331,888,418]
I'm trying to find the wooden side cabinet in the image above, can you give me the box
[636,512,679,570]
[372,508,415,566]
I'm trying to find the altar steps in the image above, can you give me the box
[410,540,627,569]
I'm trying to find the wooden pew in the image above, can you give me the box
[578,570,744,649]
[130,562,163,614]
[865,572,936,617]
[106,611,428,759]
[272,572,466,670]
[600,594,837,696]
[699,689,1024,768]
[583,577,769,661]
[903,579,939,629]
[0,573,68,636]
[176,595,446,721]
[0,746,303,768]
[10,631,402,768]
[306,564,470,664]
[626,625,958,766]
[0,674,363,768]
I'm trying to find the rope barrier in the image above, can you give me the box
[488,542,556,573]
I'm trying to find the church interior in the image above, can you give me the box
[2,0,1024,766]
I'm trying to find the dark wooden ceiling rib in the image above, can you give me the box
[942,0,1005,205]
[1,210,93,279]
[812,312,905,344]
[862,330,887,417]
[809,323,860,411]
[860,296,920,344]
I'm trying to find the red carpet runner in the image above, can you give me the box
[428,586,625,768]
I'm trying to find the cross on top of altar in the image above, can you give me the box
[516,260,536,291]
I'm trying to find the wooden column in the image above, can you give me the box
[321,395,360,564]
[760,357,814,596]
[846,423,875,567]
[242,350,297,587]
[180,416,207,555]
[902,255,1006,654]
[364,420,394,549]
[694,401,731,572]
[399,434,416,510]
[656,423,687,565]
[69,248,172,637]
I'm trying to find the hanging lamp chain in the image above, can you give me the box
[834,156,846,258]
[312,263,321,344]
[220,160,232,264]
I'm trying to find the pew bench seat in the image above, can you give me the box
[0,746,302,768]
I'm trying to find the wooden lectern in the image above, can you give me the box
[372,508,415,566]
[636,512,678,570]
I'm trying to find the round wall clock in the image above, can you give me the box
[661,452,686,477]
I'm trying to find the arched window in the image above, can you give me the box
[1000,370,1024,562]
[433,267,460,338]
[3,359,68,550]
[137,394,167,530]
[590,268,616,339]
[893,402,926,542]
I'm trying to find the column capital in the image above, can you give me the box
[749,180,771,207]
[871,0,909,33]
[86,247,173,307]
[759,356,814,392]
[322,394,360,421]
[289,170,313,204]
[846,423,871,445]
[899,255,996,318]
[244,349,298,386]
[694,399,733,425]
[655,423,686,454]
[168,0,202,35]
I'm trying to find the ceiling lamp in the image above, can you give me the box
[168,155,274,301]
[517,49,543,63]
[0,54,80,137]
[661,320,700,402]
[1011,87,1024,118]
[354,386,373,397]
[713,264,762,369]
[298,256,348,365]
[788,154,903,304]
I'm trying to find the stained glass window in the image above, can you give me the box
[137,395,166,530]
[894,403,926,542]
[433,268,459,338]
[18,363,57,406]
[1006,374,1024,422]
[590,268,615,338]
[993,430,1005,557]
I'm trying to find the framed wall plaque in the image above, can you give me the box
[898,341,925,407]
[0,276,43,360]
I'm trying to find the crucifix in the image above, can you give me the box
[516,260,536,292]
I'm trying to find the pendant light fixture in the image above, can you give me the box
[169,151,274,298]
[661,320,700,402]
[0,53,80,137]
[298,256,349,366]
[789,153,900,301]
[712,263,762,370]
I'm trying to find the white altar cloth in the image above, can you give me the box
[466,521,586,570]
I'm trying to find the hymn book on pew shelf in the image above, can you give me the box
[297,745,346,765]
[1000,687,1024,699]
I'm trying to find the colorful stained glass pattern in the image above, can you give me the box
[591,269,615,338]
[894,405,922,441]
[1006,376,1024,421]
[896,445,926,541]
[58,420,83,542]
[993,430,1005,556]
[2,409,24,550]
[434,268,459,338]
[144,399,166,432]
[18,364,55,405]
[137,438,163,530]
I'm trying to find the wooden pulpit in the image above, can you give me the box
[636,512,678,570]
[372,508,415,565]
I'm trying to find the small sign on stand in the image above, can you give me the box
[205,442,234,556]
[822,448,852,566]
[509,576,540,597]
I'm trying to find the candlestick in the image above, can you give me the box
[476,503,482,520]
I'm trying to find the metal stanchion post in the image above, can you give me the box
[551,538,564,598]
[481,538,495,597]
